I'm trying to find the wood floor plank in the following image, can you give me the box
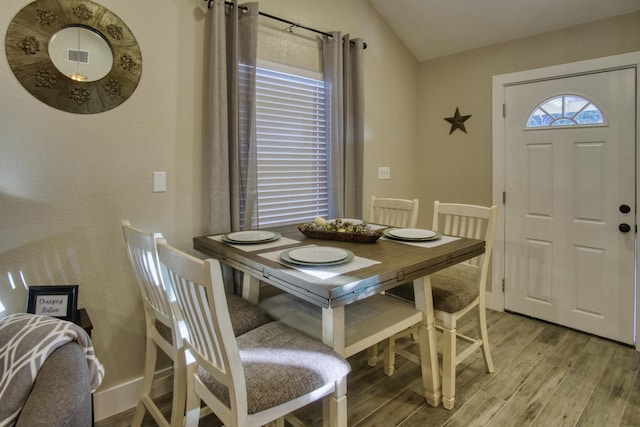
[482,340,555,400]
[485,361,568,426]
[530,393,584,427]
[441,390,505,427]
[544,329,590,369]
[398,401,458,427]
[347,358,422,426]
[555,337,614,403]
[534,322,569,346]
[610,342,640,371]
[620,369,640,427]
[476,318,545,372]
[356,388,427,426]
[575,364,636,427]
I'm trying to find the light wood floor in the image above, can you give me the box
[96,309,640,427]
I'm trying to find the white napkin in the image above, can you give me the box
[208,234,300,251]
[259,245,381,280]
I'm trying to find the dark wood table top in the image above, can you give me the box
[194,224,484,308]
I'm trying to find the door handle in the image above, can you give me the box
[619,223,631,233]
[619,204,631,214]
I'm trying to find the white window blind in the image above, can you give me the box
[245,64,328,227]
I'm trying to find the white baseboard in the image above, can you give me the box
[93,367,172,422]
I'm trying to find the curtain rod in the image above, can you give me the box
[205,0,367,49]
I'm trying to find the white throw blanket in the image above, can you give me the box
[0,313,105,427]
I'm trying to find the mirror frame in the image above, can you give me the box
[5,0,142,114]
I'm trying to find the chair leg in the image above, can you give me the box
[441,313,457,410]
[184,365,201,427]
[383,335,396,376]
[169,350,187,427]
[324,377,348,427]
[478,307,495,373]
[367,344,378,367]
[131,334,158,426]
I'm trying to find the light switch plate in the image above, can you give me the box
[378,166,391,180]
[153,171,167,192]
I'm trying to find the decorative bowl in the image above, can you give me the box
[297,225,383,243]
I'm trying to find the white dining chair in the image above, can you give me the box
[156,241,351,427]
[121,221,271,427]
[382,201,498,410]
[366,195,420,365]
[369,196,419,228]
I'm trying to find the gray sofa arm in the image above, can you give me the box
[16,342,92,427]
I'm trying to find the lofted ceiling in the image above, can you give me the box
[369,0,640,62]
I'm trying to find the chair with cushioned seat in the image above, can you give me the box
[383,201,498,410]
[367,195,420,366]
[157,241,351,427]
[121,221,271,427]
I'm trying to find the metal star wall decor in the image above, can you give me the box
[444,107,472,134]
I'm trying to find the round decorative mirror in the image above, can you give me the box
[5,0,142,114]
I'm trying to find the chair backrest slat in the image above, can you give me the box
[369,196,419,228]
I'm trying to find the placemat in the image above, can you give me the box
[259,245,381,280]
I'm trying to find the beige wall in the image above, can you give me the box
[417,11,640,227]
[0,0,419,395]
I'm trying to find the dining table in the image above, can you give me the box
[193,223,485,408]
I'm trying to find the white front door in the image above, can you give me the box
[503,69,636,344]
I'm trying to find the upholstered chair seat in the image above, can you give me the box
[387,272,479,315]
[196,321,351,414]
[431,274,479,314]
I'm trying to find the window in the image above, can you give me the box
[249,63,328,227]
[526,94,605,129]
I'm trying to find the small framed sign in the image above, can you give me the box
[27,285,79,322]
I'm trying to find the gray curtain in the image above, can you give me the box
[207,0,258,293]
[323,33,365,219]
[207,0,259,235]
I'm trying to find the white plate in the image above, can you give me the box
[225,230,277,242]
[287,247,349,263]
[328,218,364,225]
[388,228,437,240]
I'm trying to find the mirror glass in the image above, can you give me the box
[48,26,113,82]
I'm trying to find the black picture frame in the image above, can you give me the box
[27,285,79,322]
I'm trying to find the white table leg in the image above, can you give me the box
[322,305,346,356]
[413,276,441,407]
[241,274,261,304]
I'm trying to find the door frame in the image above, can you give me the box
[491,51,640,349]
